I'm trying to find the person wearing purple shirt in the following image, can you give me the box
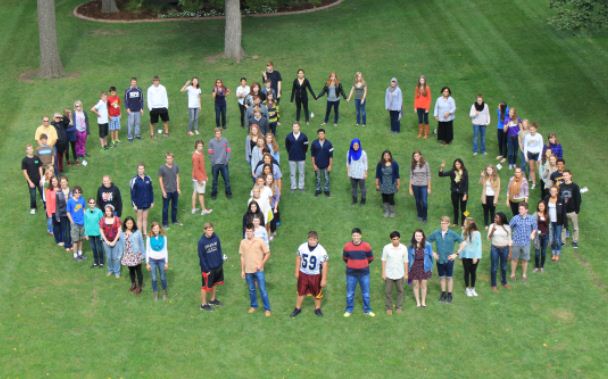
[503,107,521,169]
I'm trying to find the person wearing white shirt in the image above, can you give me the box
[381,231,408,315]
[434,86,456,144]
[469,95,491,156]
[523,122,544,189]
[147,75,170,138]
[236,77,251,128]
[180,77,202,136]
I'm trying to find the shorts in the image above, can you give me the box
[511,245,531,261]
[436,260,455,278]
[109,116,121,131]
[98,123,109,138]
[201,266,224,291]
[150,108,170,124]
[526,152,540,161]
[193,179,206,194]
[297,272,323,298]
[70,224,85,242]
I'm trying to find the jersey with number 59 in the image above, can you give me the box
[297,243,329,275]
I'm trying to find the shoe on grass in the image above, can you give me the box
[209,299,222,306]
[364,311,376,318]
[343,311,352,318]
[290,308,302,318]
[314,308,323,317]
[200,304,213,312]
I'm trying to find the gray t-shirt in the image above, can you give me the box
[159,164,179,193]
[327,85,339,102]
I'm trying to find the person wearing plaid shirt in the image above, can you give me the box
[509,203,537,281]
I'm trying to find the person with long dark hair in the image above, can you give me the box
[496,102,509,162]
[180,77,202,136]
[413,75,431,138]
[533,201,549,272]
[212,79,230,129]
[242,200,265,236]
[433,86,456,144]
[504,107,522,170]
[544,185,567,261]
[439,158,468,226]
[409,150,431,223]
[375,150,400,218]
[407,229,433,307]
[488,212,512,291]
[451,219,482,297]
[469,94,491,155]
[100,204,122,278]
[120,216,146,295]
[290,69,316,124]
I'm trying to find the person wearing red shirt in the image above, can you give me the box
[192,140,213,215]
[107,86,122,145]
[414,75,432,139]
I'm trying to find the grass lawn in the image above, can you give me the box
[1,0,607,377]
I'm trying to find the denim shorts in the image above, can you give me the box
[512,245,530,261]
[436,260,454,278]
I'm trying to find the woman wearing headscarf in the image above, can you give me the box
[346,138,368,205]
[385,78,403,133]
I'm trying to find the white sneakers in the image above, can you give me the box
[201,209,213,215]
[466,288,479,297]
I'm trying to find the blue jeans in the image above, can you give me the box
[389,110,400,132]
[535,234,549,268]
[104,243,122,275]
[211,164,232,196]
[315,168,330,192]
[412,185,428,221]
[27,184,44,210]
[88,236,104,265]
[215,102,226,128]
[188,108,200,132]
[518,151,529,175]
[355,99,366,125]
[149,258,168,291]
[46,216,53,234]
[245,271,271,311]
[490,245,509,287]
[54,216,72,248]
[550,222,563,256]
[472,124,486,154]
[345,273,371,313]
[162,191,179,226]
[507,136,519,165]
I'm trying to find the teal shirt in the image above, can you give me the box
[460,231,482,260]
[427,229,463,263]
[84,208,103,237]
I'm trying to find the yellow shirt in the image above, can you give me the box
[34,125,58,147]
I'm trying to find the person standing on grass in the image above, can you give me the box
[427,216,463,304]
[382,231,408,315]
[100,204,122,278]
[545,186,567,261]
[343,227,375,318]
[311,128,334,197]
[533,201,550,273]
[413,75,431,138]
[107,86,122,145]
[408,229,433,308]
[35,116,58,151]
[451,219,482,297]
[40,166,55,235]
[385,78,403,133]
[180,77,202,136]
[488,212,512,292]
[544,132,564,160]
[240,223,272,317]
[67,186,86,261]
[120,216,146,295]
[212,79,230,129]
[523,122,544,190]
[409,150,432,223]
[285,122,308,192]
[346,72,368,127]
[192,140,213,216]
[63,108,78,166]
[316,72,347,127]
[208,128,233,200]
[559,170,581,249]
[433,86,456,144]
[245,124,263,164]
[438,159,469,226]
[124,77,144,141]
[480,165,500,229]
[55,176,72,251]
[91,92,109,150]
[509,202,537,281]
[540,150,557,199]
[130,163,154,236]
[290,230,329,318]
[96,175,123,217]
[506,168,529,216]
[51,112,68,173]
[22,144,43,215]
[469,94,491,156]
[236,77,251,128]
[550,158,566,188]
[495,102,509,162]
[159,152,181,229]
[262,61,282,103]
[376,150,400,218]
[84,198,104,268]
[265,133,281,164]
[265,93,280,136]
[72,100,89,162]
[47,177,61,241]
[146,222,169,301]
[35,134,54,169]
[291,69,316,124]
[198,222,225,311]
[147,75,170,138]
[346,138,368,205]
[503,107,521,170]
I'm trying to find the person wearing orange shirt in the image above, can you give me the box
[192,140,213,216]
[414,75,432,139]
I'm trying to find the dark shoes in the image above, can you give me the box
[209,299,222,306]
[314,308,323,317]
[290,308,302,318]
[200,304,213,312]
[447,293,453,303]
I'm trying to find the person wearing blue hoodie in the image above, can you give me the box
[285,122,309,191]
[130,163,154,237]
[198,222,225,312]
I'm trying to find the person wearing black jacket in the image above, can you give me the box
[96,175,123,217]
[290,69,316,124]
[439,159,469,226]
[242,201,265,237]
[316,72,347,127]
[559,170,581,248]
[544,185,568,260]
[51,113,69,173]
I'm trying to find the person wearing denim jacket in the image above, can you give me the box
[407,230,433,308]
[120,217,146,294]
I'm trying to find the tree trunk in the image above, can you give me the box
[101,0,119,13]
[37,0,64,78]
[224,0,244,62]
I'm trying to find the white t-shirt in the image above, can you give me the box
[485,179,495,196]
[254,226,269,248]
[297,242,329,275]
[381,243,408,280]
[95,100,109,124]
[187,86,202,109]
[236,85,251,105]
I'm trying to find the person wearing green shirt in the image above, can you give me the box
[427,216,463,303]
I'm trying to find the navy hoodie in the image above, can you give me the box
[198,233,224,272]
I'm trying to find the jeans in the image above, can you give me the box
[389,110,400,132]
[245,271,271,311]
[54,216,72,248]
[289,160,305,190]
[412,185,428,221]
[345,273,371,313]
[188,108,200,132]
[88,236,104,265]
[462,258,479,287]
[27,183,43,210]
[551,222,563,255]
[295,98,310,122]
[324,100,340,124]
[162,191,179,226]
[315,168,330,192]
[211,164,232,196]
[490,245,509,286]
[482,196,496,226]
[535,234,549,268]
[109,116,121,131]
[507,135,519,165]
[47,216,53,234]
[472,124,486,154]
[355,99,366,125]
[215,102,227,128]
[350,178,366,200]
[149,258,168,291]
[497,129,507,157]
[127,111,141,140]
[451,192,467,226]
[104,243,122,275]
[416,108,429,124]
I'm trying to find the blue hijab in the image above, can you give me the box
[348,138,362,164]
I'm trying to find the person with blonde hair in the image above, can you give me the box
[346,72,368,127]
[506,168,529,216]
[480,165,500,228]
[316,72,347,127]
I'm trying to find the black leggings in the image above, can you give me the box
[295,97,310,122]
[462,258,479,287]
[451,192,467,225]
[382,193,395,205]
[482,196,496,226]
[67,141,77,161]
[239,104,246,127]
[128,264,143,286]
[497,129,507,157]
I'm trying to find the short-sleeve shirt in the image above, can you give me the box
[297,243,329,275]
[381,243,408,280]
[158,164,180,193]
[239,237,270,274]
[187,86,202,109]
[35,145,53,166]
[94,99,109,124]
[67,196,86,225]
[22,156,42,184]
[266,71,282,94]
[107,95,121,117]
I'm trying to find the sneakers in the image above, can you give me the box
[364,311,376,318]
[533,268,539,273]
[201,209,213,215]
[290,308,302,318]
[466,288,473,297]
[314,190,321,197]
[572,242,578,249]
[106,271,112,277]
[447,293,453,303]
[473,152,478,156]
[194,130,200,135]
[247,307,257,314]
[30,209,36,215]
[531,182,536,190]
[192,208,199,214]
[200,304,213,312]
[324,191,330,197]
[314,308,323,317]
[471,288,479,297]
[360,198,366,205]
[439,292,447,303]
[264,310,272,317]
[343,311,352,318]
[209,299,222,306]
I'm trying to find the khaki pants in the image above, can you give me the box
[562,212,579,243]
[384,278,405,310]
